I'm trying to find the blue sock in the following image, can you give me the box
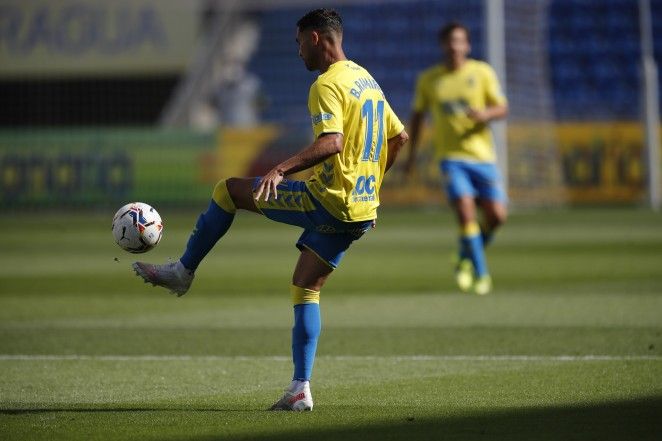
[290,286,321,381]
[180,199,234,271]
[460,225,494,262]
[460,222,489,277]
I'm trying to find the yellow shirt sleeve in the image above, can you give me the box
[384,99,405,139]
[308,81,344,138]
[411,72,429,113]
[482,64,507,106]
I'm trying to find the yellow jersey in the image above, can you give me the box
[412,59,507,163]
[306,60,404,222]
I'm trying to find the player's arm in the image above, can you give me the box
[385,130,409,173]
[254,133,342,201]
[381,99,408,174]
[256,81,344,201]
[466,104,508,124]
[467,64,509,123]
[405,72,428,177]
[404,110,425,176]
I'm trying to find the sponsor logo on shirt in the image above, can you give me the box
[352,174,377,202]
[311,112,333,125]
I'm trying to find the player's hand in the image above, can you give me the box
[254,168,284,202]
[466,108,489,124]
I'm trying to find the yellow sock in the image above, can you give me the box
[290,285,320,305]
[212,179,236,214]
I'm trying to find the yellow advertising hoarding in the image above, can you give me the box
[211,122,656,207]
[0,123,656,209]
[554,122,646,203]
[0,0,198,78]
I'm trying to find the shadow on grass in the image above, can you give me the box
[0,407,249,415]
[2,397,660,440]
[216,396,661,441]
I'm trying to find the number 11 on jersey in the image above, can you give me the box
[361,99,385,162]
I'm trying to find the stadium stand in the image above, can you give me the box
[248,0,661,126]
[248,0,484,127]
[1,0,661,126]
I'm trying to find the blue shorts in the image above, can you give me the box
[440,160,507,203]
[252,178,373,268]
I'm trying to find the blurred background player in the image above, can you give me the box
[405,22,508,295]
[132,8,408,411]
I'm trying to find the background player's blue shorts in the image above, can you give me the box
[252,178,373,268]
[440,159,507,203]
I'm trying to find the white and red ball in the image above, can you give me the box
[112,202,163,253]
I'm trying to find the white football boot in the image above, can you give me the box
[269,380,314,411]
[132,260,194,297]
[473,274,493,296]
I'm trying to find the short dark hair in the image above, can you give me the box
[297,8,343,35]
[438,21,470,43]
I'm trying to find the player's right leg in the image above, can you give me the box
[465,162,508,295]
[269,248,332,412]
[262,194,372,411]
[133,178,257,296]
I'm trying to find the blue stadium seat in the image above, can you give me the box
[548,0,654,120]
[248,0,660,123]
[248,1,485,124]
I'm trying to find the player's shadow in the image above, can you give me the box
[203,395,659,441]
[0,407,251,415]
[3,396,660,440]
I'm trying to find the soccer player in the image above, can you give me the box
[405,22,508,295]
[132,8,408,411]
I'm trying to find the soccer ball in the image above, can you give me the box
[112,202,163,253]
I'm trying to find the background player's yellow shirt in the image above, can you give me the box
[306,60,404,222]
[412,59,507,163]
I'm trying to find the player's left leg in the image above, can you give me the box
[470,161,507,247]
[469,162,508,295]
[478,198,508,247]
[441,160,489,293]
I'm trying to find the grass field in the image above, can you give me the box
[1,207,661,440]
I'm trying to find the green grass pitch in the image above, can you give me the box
[1,208,661,440]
